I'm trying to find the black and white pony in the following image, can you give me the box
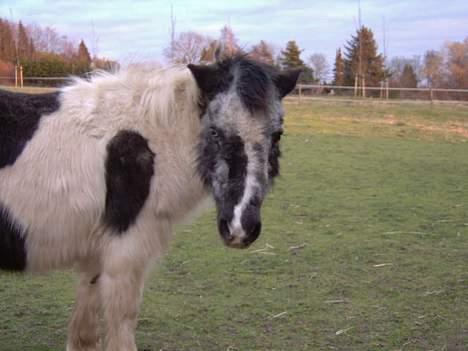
[0,56,300,350]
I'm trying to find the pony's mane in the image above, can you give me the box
[62,63,201,128]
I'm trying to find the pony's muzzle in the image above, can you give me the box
[218,212,262,249]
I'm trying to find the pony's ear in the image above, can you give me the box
[274,69,302,98]
[187,64,221,96]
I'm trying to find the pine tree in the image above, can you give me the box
[279,40,313,82]
[400,64,418,88]
[343,26,385,86]
[280,40,304,69]
[18,21,34,60]
[78,40,91,65]
[333,48,345,85]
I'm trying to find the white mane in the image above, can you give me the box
[61,64,201,133]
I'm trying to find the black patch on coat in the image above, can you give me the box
[103,130,155,234]
[268,136,282,179]
[223,134,248,211]
[188,63,233,102]
[189,56,273,114]
[236,58,271,113]
[196,129,248,223]
[0,203,27,271]
[0,89,60,168]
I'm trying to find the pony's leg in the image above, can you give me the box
[99,238,150,351]
[67,261,102,351]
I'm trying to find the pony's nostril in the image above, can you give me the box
[218,218,232,241]
[243,222,261,246]
[250,222,261,239]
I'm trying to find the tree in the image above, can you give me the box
[280,40,304,69]
[343,26,385,86]
[164,31,211,64]
[423,50,444,88]
[249,40,274,65]
[279,40,313,82]
[200,40,218,62]
[75,40,92,74]
[219,25,240,57]
[309,53,329,83]
[400,64,418,88]
[445,38,468,89]
[388,56,422,86]
[78,40,91,64]
[18,21,34,60]
[333,48,345,85]
[0,19,16,62]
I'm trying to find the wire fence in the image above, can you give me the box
[294,84,468,103]
[2,76,468,103]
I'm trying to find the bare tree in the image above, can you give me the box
[423,50,444,88]
[249,40,274,65]
[388,56,422,86]
[309,53,329,83]
[219,25,240,57]
[445,38,468,89]
[164,31,212,64]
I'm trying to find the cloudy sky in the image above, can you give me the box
[2,0,468,66]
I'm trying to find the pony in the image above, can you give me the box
[0,55,300,351]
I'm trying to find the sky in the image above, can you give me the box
[1,0,468,67]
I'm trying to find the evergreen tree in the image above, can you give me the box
[279,40,313,83]
[343,26,385,86]
[333,48,345,85]
[400,64,418,88]
[18,21,34,60]
[77,40,91,73]
[78,40,91,65]
[280,40,304,69]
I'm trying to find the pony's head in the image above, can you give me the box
[188,56,300,249]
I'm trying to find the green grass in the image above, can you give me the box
[1,100,468,350]
[0,85,58,94]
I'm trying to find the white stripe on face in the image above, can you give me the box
[229,154,259,242]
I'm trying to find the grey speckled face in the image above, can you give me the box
[189,56,300,248]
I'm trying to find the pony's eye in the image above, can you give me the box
[210,128,220,140]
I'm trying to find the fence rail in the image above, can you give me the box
[295,84,468,103]
[1,76,468,102]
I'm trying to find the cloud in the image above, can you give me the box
[2,0,468,65]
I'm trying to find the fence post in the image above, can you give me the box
[15,65,18,88]
[362,77,366,98]
[298,85,302,104]
[429,88,433,103]
[20,65,24,88]
[386,81,389,100]
[354,75,358,97]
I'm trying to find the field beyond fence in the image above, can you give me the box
[0,96,467,350]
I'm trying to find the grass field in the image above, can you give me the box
[1,99,468,350]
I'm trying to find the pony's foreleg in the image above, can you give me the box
[67,262,102,351]
[99,239,149,351]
